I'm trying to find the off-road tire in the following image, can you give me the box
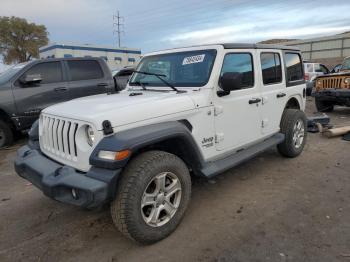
[0,120,13,148]
[110,150,191,244]
[315,97,334,112]
[277,109,307,158]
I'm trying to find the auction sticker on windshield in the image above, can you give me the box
[182,54,205,65]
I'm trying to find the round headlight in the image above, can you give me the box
[344,78,350,84]
[85,125,95,146]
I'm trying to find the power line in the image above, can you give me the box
[113,11,124,47]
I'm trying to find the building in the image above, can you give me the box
[276,32,350,68]
[39,43,142,70]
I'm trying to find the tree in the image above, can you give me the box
[0,16,49,64]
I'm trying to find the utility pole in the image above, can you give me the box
[113,11,124,47]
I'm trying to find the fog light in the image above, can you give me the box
[71,188,79,200]
[98,150,131,161]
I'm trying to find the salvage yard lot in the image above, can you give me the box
[0,97,349,262]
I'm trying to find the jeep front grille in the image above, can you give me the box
[41,115,79,161]
[320,77,342,89]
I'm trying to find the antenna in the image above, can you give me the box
[113,11,124,47]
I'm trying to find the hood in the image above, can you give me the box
[318,71,350,78]
[43,90,197,130]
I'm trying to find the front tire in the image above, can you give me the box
[278,109,307,158]
[0,120,14,148]
[111,150,191,244]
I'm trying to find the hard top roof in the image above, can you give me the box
[221,43,300,51]
[150,43,300,54]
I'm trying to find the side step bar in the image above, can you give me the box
[201,133,285,178]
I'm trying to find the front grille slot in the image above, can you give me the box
[41,116,79,161]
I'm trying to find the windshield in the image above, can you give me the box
[0,62,28,85]
[129,49,217,88]
[341,57,350,70]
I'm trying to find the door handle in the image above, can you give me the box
[276,93,286,98]
[97,83,108,87]
[54,87,68,92]
[248,98,262,104]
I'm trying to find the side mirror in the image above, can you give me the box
[114,69,134,91]
[21,74,42,85]
[219,72,242,93]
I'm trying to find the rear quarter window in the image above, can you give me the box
[67,60,104,81]
[285,53,303,83]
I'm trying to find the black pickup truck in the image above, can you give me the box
[0,57,115,147]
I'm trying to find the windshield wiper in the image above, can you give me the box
[132,70,186,93]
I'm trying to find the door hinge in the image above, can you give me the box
[262,96,268,105]
[215,133,224,143]
[214,106,223,116]
[262,119,268,128]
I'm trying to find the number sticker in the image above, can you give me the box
[182,54,205,65]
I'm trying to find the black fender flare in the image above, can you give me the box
[89,121,205,172]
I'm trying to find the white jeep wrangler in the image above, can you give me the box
[15,43,307,244]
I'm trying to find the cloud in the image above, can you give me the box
[165,25,350,46]
[160,1,350,49]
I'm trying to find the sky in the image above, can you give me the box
[1,0,350,70]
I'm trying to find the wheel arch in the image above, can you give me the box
[284,96,302,110]
[90,121,205,175]
[0,108,15,128]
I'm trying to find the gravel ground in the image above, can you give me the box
[0,97,349,262]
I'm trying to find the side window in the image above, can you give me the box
[261,53,282,85]
[67,60,104,81]
[304,63,313,73]
[285,53,303,82]
[319,65,329,74]
[220,53,254,89]
[21,62,62,84]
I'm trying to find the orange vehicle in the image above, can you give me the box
[313,56,350,112]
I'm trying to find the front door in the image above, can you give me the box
[12,61,68,129]
[214,51,263,151]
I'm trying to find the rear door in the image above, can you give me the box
[258,50,287,135]
[66,60,109,99]
[12,61,68,128]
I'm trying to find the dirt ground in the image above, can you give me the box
[0,97,349,262]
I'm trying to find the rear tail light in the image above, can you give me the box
[304,73,310,81]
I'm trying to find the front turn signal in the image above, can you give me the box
[98,150,131,161]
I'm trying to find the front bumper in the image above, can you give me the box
[312,89,350,98]
[15,145,121,208]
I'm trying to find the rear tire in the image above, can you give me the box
[0,120,13,148]
[315,97,334,112]
[111,150,191,244]
[278,109,307,158]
